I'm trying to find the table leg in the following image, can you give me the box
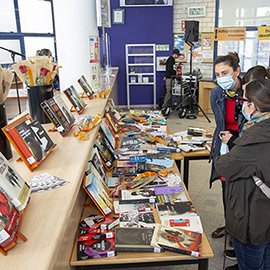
[198,259,208,270]
[183,157,189,190]
[175,159,181,173]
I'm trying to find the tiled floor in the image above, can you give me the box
[103,110,237,270]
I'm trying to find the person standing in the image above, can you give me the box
[161,49,180,116]
[215,78,270,270]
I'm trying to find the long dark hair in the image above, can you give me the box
[246,79,270,112]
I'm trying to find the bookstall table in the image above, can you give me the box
[70,162,214,270]
[0,68,118,270]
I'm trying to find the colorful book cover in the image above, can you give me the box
[136,162,166,173]
[105,111,119,133]
[89,147,107,183]
[0,152,30,211]
[112,166,137,177]
[64,86,84,113]
[100,118,116,149]
[151,224,202,257]
[119,189,156,204]
[113,201,152,215]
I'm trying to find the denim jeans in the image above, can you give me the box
[232,237,270,270]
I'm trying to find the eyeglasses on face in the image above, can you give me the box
[238,97,251,105]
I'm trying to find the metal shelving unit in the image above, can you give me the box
[125,44,156,109]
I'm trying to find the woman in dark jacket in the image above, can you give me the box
[215,79,270,270]
[210,53,244,238]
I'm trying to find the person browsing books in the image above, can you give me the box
[214,78,270,270]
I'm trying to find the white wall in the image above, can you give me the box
[173,0,216,79]
[53,0,98,91]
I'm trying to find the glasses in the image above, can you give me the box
[238,97,251,105]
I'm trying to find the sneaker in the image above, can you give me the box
[211,226,226,238]
[161,108,170,116]
[225,264,238,270]
[224,249,237,261]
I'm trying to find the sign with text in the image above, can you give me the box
[258,26,270,40]
[214,27,246,41]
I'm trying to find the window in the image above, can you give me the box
[0,0,56,66]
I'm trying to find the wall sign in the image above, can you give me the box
[214,27,246,41]
[258,26,270,40]
[112,8,125,25]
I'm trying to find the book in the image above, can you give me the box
[77,75,94,99]
[115,227,160,252]
[116,160,136,167]
[151,224,202,257]
[0,153,30,212]
[80,215,116,230]
[105,177,121,188]
[100,118,117,149]
[113,201,152,215]
[83,163,113,216]
[160,215,203,234]
[136,162,166,173]
[89,147,107,183]
[156,201,197,218]
[105,110,119,133]
[3,114,55,171]
[119,189,156,204]
[0,191,22,250]
[119,210,155,228]
[63,85,85,114]
[112,166,137,177]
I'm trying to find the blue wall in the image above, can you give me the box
[105,3,173,106]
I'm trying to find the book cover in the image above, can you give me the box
[105,111,119,133]
[119,210,155,228]
[136,163,166,173]
[119,189,156,204]
[78,75,94,98]
[151,224,202,257]
[40,101,64,134]
[113,201,152,215]
[100,118,117,149]
[156,201,197,218]
[14,121,45,163]
[83,163,112,216]
[53,95,75,126]
[89,147,107,183]
[7,126,39,166]
[0,190,22,250]
[115,227,157,252]
[28,120,54,153]
[106,177,121,188]
[112,166,137,177]
[116,160,136,167]
[77,228,114,242]
[64,86,84,113]
[160,215,203,234]
[0,152,31,211]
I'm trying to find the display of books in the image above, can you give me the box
[0,152,30,211]
[115,227,160,252]
[151,224,202,257]
[77,75,94,99]
[2,114,56,171]
[83,163,113,216]
[41,95,75,136]
[156,201,197,218]
[63,85,86,114]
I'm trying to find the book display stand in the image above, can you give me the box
[2,113,56,172]
[78,75,94,100]
[64,86,87,114]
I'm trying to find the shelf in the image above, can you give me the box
[128,53,154,56]
[129,83,155,85]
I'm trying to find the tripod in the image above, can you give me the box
[168,41,211,123]
[0,46,25,114]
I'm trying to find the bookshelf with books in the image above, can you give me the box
[0,67,119,270]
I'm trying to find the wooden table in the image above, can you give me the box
[198,80,216,116]
[0,68,118,270]
[70,164,214,270]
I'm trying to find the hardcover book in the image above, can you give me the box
[115,227,159,252]
[77,75,94,99]
[156,201,197,218]
[3,114,55,171]
[83,163,113,216]
[63,85,86,114]
[151,224,202,257]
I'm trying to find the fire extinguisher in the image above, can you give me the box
[176,64,182,80]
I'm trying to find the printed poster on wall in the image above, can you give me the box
[89,36,99,63]
[201,33,214,63]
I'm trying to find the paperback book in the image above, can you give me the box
[119,210,155,228]
[136,162,166,173]
[115,227,160,252]
[151,224,202,257]
[119,189,156,204]
[100,118,117,149]
[113,201,152,215]
[112,166,137,177]
[63,85,86,114]
[89,147,107,183]
[77,75,94,99]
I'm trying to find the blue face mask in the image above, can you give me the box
[241,102,251,121]
[217,75,237,90]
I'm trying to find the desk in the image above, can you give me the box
[70,163,214,270]
[198,80,216,116]
[0,68,118,270]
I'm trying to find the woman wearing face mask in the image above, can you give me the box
[209,52,244,240]
[214,78,270,270]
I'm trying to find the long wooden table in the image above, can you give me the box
[70,162,214,270]
[0,68,118,270]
